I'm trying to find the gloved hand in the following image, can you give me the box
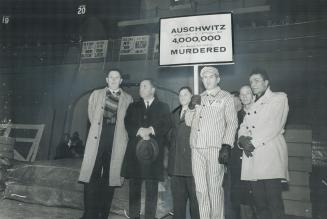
[238,136,255,158]
[188,95,201,110]
[218,144,231,164]
[238,136,255,152]
[243,150,253,158]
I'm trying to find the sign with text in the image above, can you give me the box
[120,35,150,55]
[159,13,234,66]
[81,40,108,59]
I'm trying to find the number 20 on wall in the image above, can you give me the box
[77,5,87,15]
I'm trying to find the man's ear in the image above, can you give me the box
[264,80,269,88]
[216,76,221,84]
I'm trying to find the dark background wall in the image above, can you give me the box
[0,0,326,159]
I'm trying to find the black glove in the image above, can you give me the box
[188,95,201,110]
[238,136,255,152]
[219,144,231,164]
[238,136,255,158]
[243,150,253,158]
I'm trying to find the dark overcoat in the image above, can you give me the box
[121,98,170,181]
[168,106,193,176]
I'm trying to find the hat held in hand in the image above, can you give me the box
[136,138,159,164]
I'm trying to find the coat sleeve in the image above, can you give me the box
[151,103,171,137]
[166,113,175,150]
[124,103,139,138]
[88,91,96,123]
[251,93,289,148]
[222,95,238,147]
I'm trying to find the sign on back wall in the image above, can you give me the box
[159,13,234,66]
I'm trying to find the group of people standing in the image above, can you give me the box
[77,66,289,219]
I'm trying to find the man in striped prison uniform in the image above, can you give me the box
[185,66,238,219]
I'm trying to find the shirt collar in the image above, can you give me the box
[206,86,221,97]
[255,87,272,103]
[108,87,121,94]
[181,105,189,111]
[144,97,155,107]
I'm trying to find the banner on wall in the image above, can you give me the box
[159,13,234,66]
[81,40,108,59]
[119,35,150,55]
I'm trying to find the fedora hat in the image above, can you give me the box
[136,138,159,164]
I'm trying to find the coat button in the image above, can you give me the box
[98,122,100,125]
[101,106,104,109]
[94,136,98,139]
[252,126,255,128]
[202,104,205,107]
[246,126,249,129]
[262,142,265,146]
[198,129,200,132]
[247,113,250,115]
[199,116,202,119]
[254,111,257,114]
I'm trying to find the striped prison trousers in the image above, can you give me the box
[192,147,225,219]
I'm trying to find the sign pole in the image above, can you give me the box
[194,65,199,95]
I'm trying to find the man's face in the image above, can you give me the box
[201,72,220,91]
[240,86,254,106]
[106,70,122,90]
[233,96,242,112]
[139,80,155,100]
[249,74,268,96]
[179,89,192,107]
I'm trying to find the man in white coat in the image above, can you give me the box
[238,68,289,219]
[79,69,133,219]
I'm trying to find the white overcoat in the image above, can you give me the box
[239,88,289,181]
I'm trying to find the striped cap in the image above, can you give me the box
[200,66,220,77]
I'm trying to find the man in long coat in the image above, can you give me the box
[121,79,170,219]
[79,69,133,219]
[238,68,289,219]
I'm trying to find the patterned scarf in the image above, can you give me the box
[103,89,121,124]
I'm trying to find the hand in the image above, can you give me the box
[136,127,152,140]
[243,150,253,158]
[238,136,255,152]
[188,95,201,110]
[218,144,231,164]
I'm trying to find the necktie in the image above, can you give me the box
[146,101,150,109]
[180,109,186,120]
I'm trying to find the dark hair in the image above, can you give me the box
[140,78,157,88]
[230,91,240,97]
[106,68,122,77]
[250,68,270,81]
[178,86,193,94]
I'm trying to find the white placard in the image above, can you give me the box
[120,35,150,55]
[81,40,108,59]
[159,13,234,66]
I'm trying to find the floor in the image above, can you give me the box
[0,198,311,219]
[0,198,127,219]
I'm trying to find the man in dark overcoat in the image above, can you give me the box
[121,79,171,219]
[168,86,199,219]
